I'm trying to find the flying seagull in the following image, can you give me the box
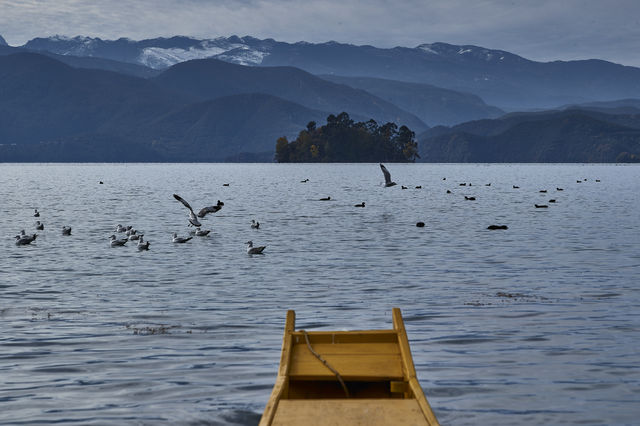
[197,200,224,218]
[173,194,202,227]
[380,164,396,187]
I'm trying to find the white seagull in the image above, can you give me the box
[109,235,128,247]
[173,194,202,227]
[172,232,193,243]
[246,240,266,254]
[380,164,397,187]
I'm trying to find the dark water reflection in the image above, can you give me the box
[1,163,639,425]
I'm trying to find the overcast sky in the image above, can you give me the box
[1,0,639,66]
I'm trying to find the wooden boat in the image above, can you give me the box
[259,308,439,425]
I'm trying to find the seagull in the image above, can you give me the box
[354,202,365,207]
[195,228,210,236]
[137,236,150,251]
[109,235,128,247]
[126,228,137,236]
[62,226,72,235]
[172,232,193,243]
[173,194,202,227]
[115,224,127,233]
[380,164,396,187]
[34,209,40,217]
[197,200,224,218]
[246,240,266,254]
[128,233,142,241]
[35,221,44,230]
[251,220,260,229]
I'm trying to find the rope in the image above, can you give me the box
[301,330,350,398]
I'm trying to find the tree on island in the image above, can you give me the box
[275,112,419,162]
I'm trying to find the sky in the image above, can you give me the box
[1,0,639,66]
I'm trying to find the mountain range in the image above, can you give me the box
[19,35,640,110]
[1,34,640,162]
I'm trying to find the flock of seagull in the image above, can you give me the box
[13,163,599,250]
[14,191,264,255]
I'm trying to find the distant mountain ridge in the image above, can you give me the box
[0,34,7,46]
[418,109,640,162]
[152,58,427,131]
[319,75,504,126]
[18,35,640,110]
[0,52,327,161]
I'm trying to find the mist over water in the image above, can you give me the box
[1,163,639,425]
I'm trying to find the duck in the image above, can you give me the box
[109,235,128,246]
[172,233,192,243]
[539,190,547,193]
[34,209,40,217]
[416,222,425,227]
[401,186,408,190]
[556,187,564,191]
[62,226,72,235]
[513,185,519,189]
[415,186,422,189]
[319,196,331,201]
[251,220,260,229]
[354,202,365,208]
[301,178,309,183]
[535,204,548,208]
[35,221,44,230]
[464,196,476,201]
[549,199,556,203]
[487,225,508,230]
[15,231,37,245]
[137,236,150,251]
[246,240,266,254]
[446,190,452,194]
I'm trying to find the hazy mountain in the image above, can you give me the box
[137,93,328,161]
[0,52,330,161]
[0,34,7,46]
[562,99,640,115]
[20,35,640,110]
[418,109,640,162]
[152,58,428,131]
[319,75,504,126]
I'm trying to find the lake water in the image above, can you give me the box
[1,163,639,425]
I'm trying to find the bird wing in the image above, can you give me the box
[380,164,392,185]
[173,194,194,213]
[197,205,222,218]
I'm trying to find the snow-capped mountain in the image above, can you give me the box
[23,35,275,69]
[17,35,640,110]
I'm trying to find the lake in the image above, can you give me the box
[1,163,639,425]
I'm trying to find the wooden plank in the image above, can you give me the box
[291,342,400,355]
[260,310,296,426]
[272,399,429,426]
[291,330,397,345]
[289,348,404,380]
[393,308,440,426]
